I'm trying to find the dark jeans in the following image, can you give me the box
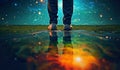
[48,0,73,25]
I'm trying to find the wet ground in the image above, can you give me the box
[0,30,120,70]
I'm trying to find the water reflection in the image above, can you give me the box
[27,31,74,70]
[47,31,58,55]
[0,30,120,70]
[27,31,61,70]
[59,31,100,70]
[59,31,73,70]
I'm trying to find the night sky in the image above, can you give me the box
[0,0,120,25]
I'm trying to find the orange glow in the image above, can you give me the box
[58,47,100,70]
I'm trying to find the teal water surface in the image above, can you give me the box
[0,30,120,70]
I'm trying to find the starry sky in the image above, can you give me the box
[0,0,120,25]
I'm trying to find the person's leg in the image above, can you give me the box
[48,0,58,24]
[63,0,73,25]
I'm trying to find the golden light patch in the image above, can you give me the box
[58,47,100,70]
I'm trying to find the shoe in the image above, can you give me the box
[64,24,72,31]
[48,23,57,30]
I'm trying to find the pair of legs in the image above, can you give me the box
[48,0,73,30]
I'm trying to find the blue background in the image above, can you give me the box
[0,0,120,25]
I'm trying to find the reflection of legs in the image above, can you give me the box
[48,31,66,70]
[63,31,73,54]
[62,31,73,69]
[48,31,58,55]
[63,0,73,25]
[48,0,58,24]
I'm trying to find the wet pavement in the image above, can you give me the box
[0,30,120,70]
